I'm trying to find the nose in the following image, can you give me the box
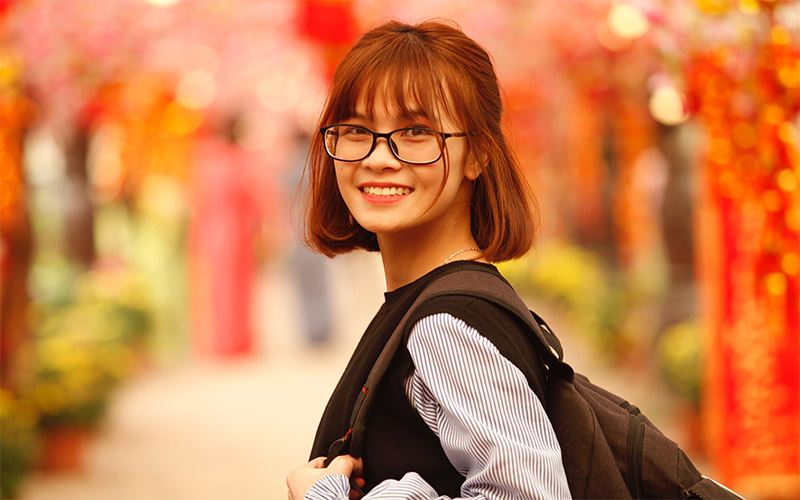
[361,136,401,170]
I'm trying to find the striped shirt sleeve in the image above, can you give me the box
[404,313,571,499]
[305,313,571,499]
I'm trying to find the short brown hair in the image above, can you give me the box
[302,19,539,262]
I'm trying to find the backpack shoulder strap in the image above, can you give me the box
[326,267,464,463]
[418,265,571,376]
[337,265,571,462]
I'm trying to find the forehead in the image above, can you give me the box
[345,76,461,129]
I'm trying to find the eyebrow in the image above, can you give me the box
[403,110,430,120]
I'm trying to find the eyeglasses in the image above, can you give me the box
[319,124,469,165]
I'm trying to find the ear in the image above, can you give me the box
[464,155,483,181]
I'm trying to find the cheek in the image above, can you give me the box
[416,166,449,195]
[425,169,464,211]
[333,164,351,191]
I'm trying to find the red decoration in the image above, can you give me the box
[298,0,358,80]
[298,0,357,45]
[690,27,800,499]
[0,0,17,20]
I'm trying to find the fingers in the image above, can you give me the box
[288,456,365,500]
[351,457,364,476]
[349,469,367,500]
[327,455,364,477]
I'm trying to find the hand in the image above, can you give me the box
[287,455,365,500]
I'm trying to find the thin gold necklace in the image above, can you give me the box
[443,247,481,265]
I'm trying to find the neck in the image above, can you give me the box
[378,231,483,291]
[375,176,484,291]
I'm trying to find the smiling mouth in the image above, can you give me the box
[360,186,413,196]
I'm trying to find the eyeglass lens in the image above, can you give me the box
[323,125,443,164]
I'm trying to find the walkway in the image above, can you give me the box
[21,347,353,500]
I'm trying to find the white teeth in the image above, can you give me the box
[363,186,411,196]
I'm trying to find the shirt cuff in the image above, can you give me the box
[305,474,350,500]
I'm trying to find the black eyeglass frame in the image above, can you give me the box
[319,124,470,165]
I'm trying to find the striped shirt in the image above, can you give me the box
[306,313,571,500]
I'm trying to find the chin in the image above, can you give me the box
[358,223,401,235]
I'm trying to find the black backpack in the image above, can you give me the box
[327,265,745,499]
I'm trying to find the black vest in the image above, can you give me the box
[310,262,548,496]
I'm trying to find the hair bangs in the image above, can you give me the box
[326,36,457,132]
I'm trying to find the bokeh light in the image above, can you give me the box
[175,70,216,110]
[142,0,182,7]
[607,2,650,40]
[648,85,689,125]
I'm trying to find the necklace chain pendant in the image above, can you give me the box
[443,247,481,265]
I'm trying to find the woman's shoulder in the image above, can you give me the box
[408,292,548,398]
[410,293,524,343]
[403,261,523,343]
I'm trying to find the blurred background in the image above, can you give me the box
[0,0,798,499]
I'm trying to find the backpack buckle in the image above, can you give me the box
[323,428,353,467]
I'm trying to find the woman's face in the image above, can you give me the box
[333,91,480,245]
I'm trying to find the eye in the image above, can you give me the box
[401,127,436,139]
[342,126,370,137]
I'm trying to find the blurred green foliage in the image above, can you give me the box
[29,261,150,428]
[499,242,628,358]
[0,390,39,499]
[1,256,152,497]
[656,320,703,405]
[500,242,702,406]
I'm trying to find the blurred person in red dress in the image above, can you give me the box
[189,115,282,357]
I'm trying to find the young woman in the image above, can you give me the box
[287,20,571,500]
